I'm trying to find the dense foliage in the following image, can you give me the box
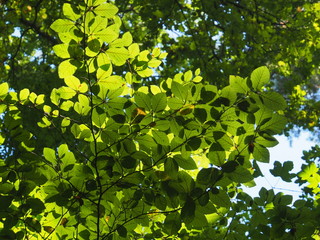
[0,0,319,239]
[1,0,319,134]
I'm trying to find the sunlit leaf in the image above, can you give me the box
[94,3,119,18]
[106,47,129,66]
[250,66,270,90]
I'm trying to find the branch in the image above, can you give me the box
[173,0,207,71]
[19,18,59,45]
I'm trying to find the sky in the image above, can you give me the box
[244,131,314,200]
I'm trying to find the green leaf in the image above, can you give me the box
[85,179,97,191]
[106,47,129,66]
[164,212,181,235]
[88,16,108,34]
[208,150,226,166]
[74,94,90,115]
[128,43,140,58]
[252,144,270,163]
[255,134,279,147]
[85,39,101,57]
[151,93,167,112]
[18,181,36,196]
[94,3,119,18]
[25,217,41,233]
[134,92,152,110]
[119,172,144,186]
[0,183,14,194]
[43,147,56,165]
[99,75,124,90]
[210,189,231,208]
[259,92,287,111]
[217,134,234,150]
[194,107,207,123]
[92,107,106,128]
[279,195,293,205]
[221,161,239,173]
[168,97,184,110]
[250,66,270,90]
[220,86,237,105]
[259,114,287,134]
[97,53,111,68]
[229,75,250,93]
[26,198,45,215]
[94,27,118,43]
[197,168,221,185]
[121,156,137,169]
[298,162,318,180]
[58,59,80,79]
[136,66,154,77]
[57,144,68,158]
[19,88,30,102]
[155,194,167,210]
[192,75,203,83]
[181,197,196,224]
[148,59,162,68]
[200,85,217,103]
[152,130,169,146]
[165,158,179,180]
[198,192,209,206]
[58,86,76,100]
[121,32,133,46]
[116,224,127,238]
[171,81,189,102]
[85,0,105,6]
[169,172,194,193]
[270,161,295,182]
[220,108,238,123]
[63,3,81,21]
[174,154,197,170]
[111,114,126,124]
[0,82,9,97]
[50,19,75,33]
[71,123,92,140]
[187,137,201,151]
[52,43,70,58]
[136,134,157,149]
[226,166,253,183]
[64,75,80,90]
[184,70,193,82]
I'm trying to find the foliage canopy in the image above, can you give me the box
[0,0,319,240]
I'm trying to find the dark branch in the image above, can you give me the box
[19,18,59,45]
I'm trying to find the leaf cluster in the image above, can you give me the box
[0,1,319,240]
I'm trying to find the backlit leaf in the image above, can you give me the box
[63,3,81,21]
[94,3,119,18]
[252,144,270,163]
[106,47,129,66]
[250,66,270,90]
[43,148,56,165]
[58,59,80,79]
[51,19,75,33]
[0,82,9,97]
[259,114,287,134]
[151,93,167,112]
[259,92,287,111]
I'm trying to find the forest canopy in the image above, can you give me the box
[0,0,319,239]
